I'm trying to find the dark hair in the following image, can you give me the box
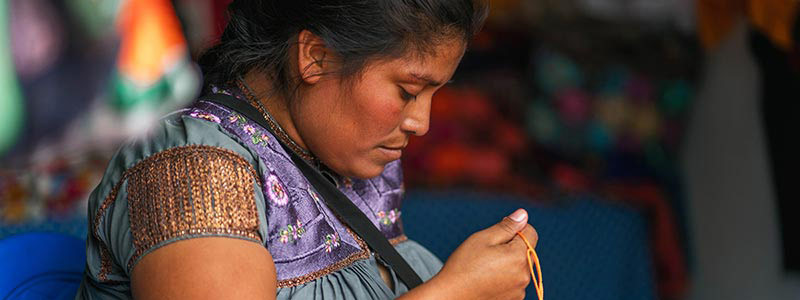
[198,0,488,98]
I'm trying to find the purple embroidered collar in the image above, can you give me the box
[185,85,407,287]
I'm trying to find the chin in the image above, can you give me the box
[344,162,387,180]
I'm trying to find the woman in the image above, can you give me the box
[76,0,539,299]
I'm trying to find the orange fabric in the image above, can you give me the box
[697,0,798,51]
[748,0,799,50]
[116,0,186,84]
[697,0,746,50]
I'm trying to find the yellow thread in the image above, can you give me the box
[516,232,543,300]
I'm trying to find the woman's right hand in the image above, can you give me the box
[399,209,538,300]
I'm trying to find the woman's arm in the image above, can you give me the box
[129,209,535,300]
[131,237,276,300]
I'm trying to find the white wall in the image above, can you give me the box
[683,21,800,300]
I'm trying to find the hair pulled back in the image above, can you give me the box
[199,0,488,97]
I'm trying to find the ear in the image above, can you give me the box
[296,30,330,85]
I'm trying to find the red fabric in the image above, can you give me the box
[211,0,233,41]
[603,183,688,300]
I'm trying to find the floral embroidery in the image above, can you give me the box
[376,209,400,226]
[228,113,248,125]
[227,113,269,146]
[189,111,221,123]
[251,132,269,145]
[324,233,341,252]
[243,124,256,135]
[266,174,289,206]
[279,220,306,243]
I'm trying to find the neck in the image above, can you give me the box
[242,71,310,152]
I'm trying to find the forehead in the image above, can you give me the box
[370,39,466,82]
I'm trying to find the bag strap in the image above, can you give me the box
[200,93,423,289]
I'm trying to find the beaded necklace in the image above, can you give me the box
[236,77,318,165]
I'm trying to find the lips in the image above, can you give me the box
[377,145,405,160]
[380,138,408,151]
[380,145,405,150]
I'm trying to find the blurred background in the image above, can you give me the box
[0,0,797,299]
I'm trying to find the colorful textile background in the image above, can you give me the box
[397,2,704,298]
[5,1,798,299]
[1,0,198,234]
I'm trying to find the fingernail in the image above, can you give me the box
[509,209,526,222]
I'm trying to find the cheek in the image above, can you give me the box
[351,89,405,136]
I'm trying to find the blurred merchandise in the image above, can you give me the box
[173,0,233,56]
[403,8,699,299]
[697,0,799,50]
[1,0,198,237]
[1,149,107,225]
[111,0,200,134]
[749,24,800,271]
[0,0,23,157]
[1,0,199,163]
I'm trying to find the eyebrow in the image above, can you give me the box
[410,72,443,87]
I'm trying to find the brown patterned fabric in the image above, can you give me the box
[93,178,126,283]
[125,145,262,270]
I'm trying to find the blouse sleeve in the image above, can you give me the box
[87,115,269,285]
[123,145,263,270]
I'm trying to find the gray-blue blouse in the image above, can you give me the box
[75,87,443,299]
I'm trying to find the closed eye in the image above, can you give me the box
[399,88,417,101]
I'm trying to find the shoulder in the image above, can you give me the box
[89,109,266,233]
[124,109,261,169]
[85,108,269,283]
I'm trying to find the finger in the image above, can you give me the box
[506,225,538,256]
[517,224,539,249]
[481,209,528,245]
[507,234,530,252]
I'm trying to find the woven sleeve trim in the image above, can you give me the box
[125,145,262,272]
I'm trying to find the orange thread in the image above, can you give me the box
[516,232,543,300]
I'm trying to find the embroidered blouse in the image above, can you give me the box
[75,85,443,299]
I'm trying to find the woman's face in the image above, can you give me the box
[292,39,465,179]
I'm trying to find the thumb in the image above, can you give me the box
[483,209,528,245]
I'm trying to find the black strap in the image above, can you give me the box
[201,93,423,289]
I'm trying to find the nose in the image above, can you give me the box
[400,95,431,136]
